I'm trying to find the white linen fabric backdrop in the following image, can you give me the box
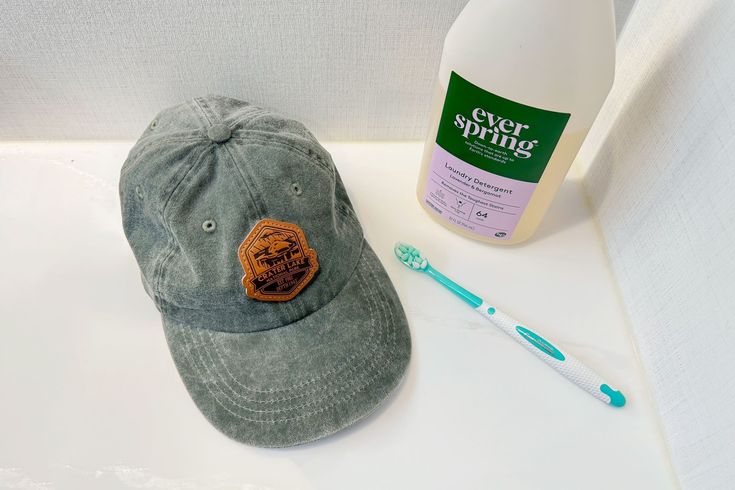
[2,1,733,489]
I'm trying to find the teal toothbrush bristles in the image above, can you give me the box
[394,241,482,307]
[394,242,428,271]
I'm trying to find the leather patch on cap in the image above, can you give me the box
[238,219,319,302]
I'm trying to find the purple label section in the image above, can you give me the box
[423,144,537,239]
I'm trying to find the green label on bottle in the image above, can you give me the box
[436,72,570,183]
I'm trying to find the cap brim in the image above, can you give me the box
[161,241,411,448]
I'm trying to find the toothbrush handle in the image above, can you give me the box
[476,301,626,407]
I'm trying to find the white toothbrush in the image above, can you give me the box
[394,242,626,407]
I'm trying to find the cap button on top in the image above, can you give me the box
[207,124,231,143]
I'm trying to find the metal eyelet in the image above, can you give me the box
[202,219,216,232]
[291,183,303,196]
[150,119,158,129]
[135,185,144,199]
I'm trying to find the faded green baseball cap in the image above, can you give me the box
[119,95,411,447]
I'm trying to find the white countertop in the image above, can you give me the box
[0,142,677,489]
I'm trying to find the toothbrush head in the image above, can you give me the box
[394,242,429,271]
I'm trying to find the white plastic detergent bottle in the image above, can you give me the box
[417,0,616,244]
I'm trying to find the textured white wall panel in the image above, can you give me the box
[1,0,634,140]
[1,0,466,140]
[577,1,735,488]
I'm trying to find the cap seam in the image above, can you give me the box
[123,134,332,180]
[152,145,212,306]
[227,135,334,176]
[125,133,330,174]
[191,97,217,127]
[193,95,268,216]
[120,136,207,180]
[192,96,267,128]
[215,136,357,317]
[228,110,270,129]
[216,114,297,323]
[220,136,267,218]
[240,111,332,169]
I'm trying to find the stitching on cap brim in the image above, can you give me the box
[161,243,410,447]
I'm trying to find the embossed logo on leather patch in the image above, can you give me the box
[238,219,319,301]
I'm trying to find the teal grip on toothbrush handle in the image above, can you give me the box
[424,265,483,308]
[477,302,626,407]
